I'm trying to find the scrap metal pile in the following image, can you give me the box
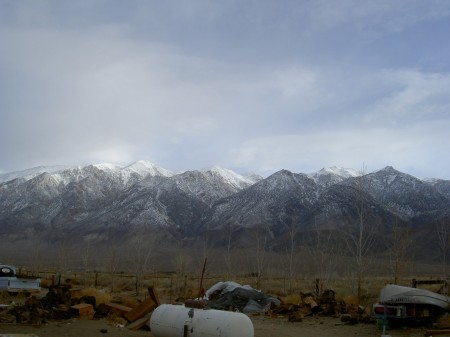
[204,281,373,324]
[1,285,93,324]
[270,290,373,323]
[205,281,281,312]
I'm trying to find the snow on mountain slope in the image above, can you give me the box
[0,165,69,183]
[205,169,319,230]
[1,161,449,247]
[120,160,174,185]
[205,166,255,189]
[309,166,361,180]
[308,166,361,190]
[343,166,450,221]
[321,166,361,178]
[0,161,175,188]
[93,163,123,171]
[92,160,175,185]
[123,160,174,177]
[427,178,450,199]
[242,172,264,183]
[171,167,256,206]
[0,161,256,233]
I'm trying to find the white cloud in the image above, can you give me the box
[233,121,450,179]
[364,70,450,126]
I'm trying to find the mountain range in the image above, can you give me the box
[1,161,449,266]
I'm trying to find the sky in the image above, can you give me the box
[1,0,450,179]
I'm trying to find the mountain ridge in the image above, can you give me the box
[1,162,449,266]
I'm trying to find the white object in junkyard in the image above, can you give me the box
[0,264,41,292]
[205,281,254,299]
[150,304,254,337]
[380,284,450,310]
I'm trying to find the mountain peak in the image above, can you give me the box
[333,166,360,177]
[381,165,396,171]
[315,166,361,178]
[123,160,173,177]
[374,166,401,176]
[93,163,122,171]
[204,166,255,188]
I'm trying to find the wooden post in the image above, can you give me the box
[169,276,173,303]
[315,278,320,297]
[198,258,207,299]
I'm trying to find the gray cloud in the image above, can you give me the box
[1,1,450,179]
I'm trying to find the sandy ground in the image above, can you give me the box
[0,315,432,337]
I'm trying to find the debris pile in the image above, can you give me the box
[269,289,373,324]
[0,285,160,331]
[205,281,280,313]
[202,281,372,324]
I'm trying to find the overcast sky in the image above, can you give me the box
[1,1,450,179]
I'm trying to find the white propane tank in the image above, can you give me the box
[150,304,254,337]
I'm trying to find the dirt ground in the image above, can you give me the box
[0,315,431,337]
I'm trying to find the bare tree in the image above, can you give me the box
[82,239,92,287]
[30,238,44,277]
[389,218,412,284]
[343,165,378,304]
[253,223,271,289]
[130,226,154,296]
[307,215,338,294]
[223,223,235,279]
[107,241,120,293]
[173,251,192,296]
[57,239,70,281]
[284,218,297,294]
[436,221,449,279]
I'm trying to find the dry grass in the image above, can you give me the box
[436,314,450,329]
[28,269,446,309]
[279,293,302,305]
[79,288,112,306]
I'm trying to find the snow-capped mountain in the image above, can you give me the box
[121,160,174,179]
[0,162,449,262]
[171,167,257,206]
[204,170,319,231]
[309,166,361,181]
[0,161,257,238]
[91,160,174,187]
[341,166,450,222]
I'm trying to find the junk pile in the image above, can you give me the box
[205,281,281,313]
[203,281,372,324]
[0,285,160,331]
[270,289,373,324]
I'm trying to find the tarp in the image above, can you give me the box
[205,281,280,313]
